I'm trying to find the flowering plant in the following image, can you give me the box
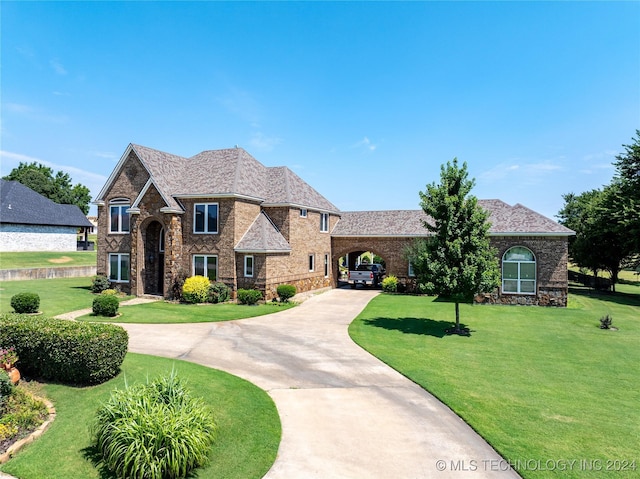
[0,347,18,369]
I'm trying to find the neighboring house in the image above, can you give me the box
[96,144,574,305]
[0,179,93,252]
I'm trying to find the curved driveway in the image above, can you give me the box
[120,288,520,479]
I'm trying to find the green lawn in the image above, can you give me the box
[80,300,296,323]
[349,287,640,479]
[0,251,96,270]
[0,353,280,479]
[0,277,102,316]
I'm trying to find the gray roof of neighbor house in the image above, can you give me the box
[96,144,340,214]
[0,179,92,228]
[331,200,575,237]
[234,211,292,253]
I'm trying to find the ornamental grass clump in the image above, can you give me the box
[92,371,216,479]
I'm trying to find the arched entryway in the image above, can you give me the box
[142,220,165,295]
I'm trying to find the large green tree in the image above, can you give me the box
[613,130,640,266]
[558,186,634,291]
[3,162,91,214]
[408,159,499,334]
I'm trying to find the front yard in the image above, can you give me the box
[0,354,280,479]
[349,286,640,478]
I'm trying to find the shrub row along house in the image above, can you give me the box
[95,144,574,306]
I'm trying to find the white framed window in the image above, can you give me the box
[194,203,219,234]
[109,253,130,282]
[109,199,130,233]
[300,208,308,218]
[502,246,536,294]
[244,255,254,277]
[324,254,329,278]
[320,213,329,232]
[309,254,315,272]
[193,255,217,281]
[408,262,415,277]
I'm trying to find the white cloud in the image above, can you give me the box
[50,58,67,75]
[249,132,283,151]
[352,136,377,152]
[217,87,261,124]
[3,102,68,124]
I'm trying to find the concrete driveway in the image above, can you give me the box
[120,288,520,479]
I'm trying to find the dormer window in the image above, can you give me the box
[109,199,130,233]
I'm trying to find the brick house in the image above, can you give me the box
[95,144,574,305]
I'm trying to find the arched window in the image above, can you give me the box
[109,198,130,233]
[502,246,536,294]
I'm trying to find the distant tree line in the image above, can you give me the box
[557,131,640,291]
[3,162,91,215]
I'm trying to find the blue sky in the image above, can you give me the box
[2,1,639,219]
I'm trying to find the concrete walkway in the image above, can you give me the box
[119,288,521,479]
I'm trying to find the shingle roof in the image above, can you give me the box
[234,211,292,253]
[100,144,340,213]
[331,200,574,236]
[0,179,92,228]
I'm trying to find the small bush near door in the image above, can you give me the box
[182,275,211,304]
[93,294,120,317]
[208,282,231,303]
[237,289,262,305]
[276,284,297,302]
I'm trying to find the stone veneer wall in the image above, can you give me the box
[96,152,150,295]
[475,236,569,307]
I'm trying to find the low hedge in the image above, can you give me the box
[0,314,128,385]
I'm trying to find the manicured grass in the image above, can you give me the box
[0,251,96,270]
[349,289,640,479]
[0,277,104,316]
[0,353,280,479]
[80,300,296,324]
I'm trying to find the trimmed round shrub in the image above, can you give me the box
[92,372,216,479]
[381,275,398,293]
[93,294,120,317]
[91,275,111,294]
[0,314,128,385]
[182,275,211,304]
[10,292,40,314]
[208,282,230,304]
[237,289,262,305]
[276,284,297,303]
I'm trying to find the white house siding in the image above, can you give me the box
[0,224,78,252]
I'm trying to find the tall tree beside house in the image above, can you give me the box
[2,162,91,214]
[613,130,640,267]
[558,131,640,287]
[408,159,500,334]
[558,186,634,292]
